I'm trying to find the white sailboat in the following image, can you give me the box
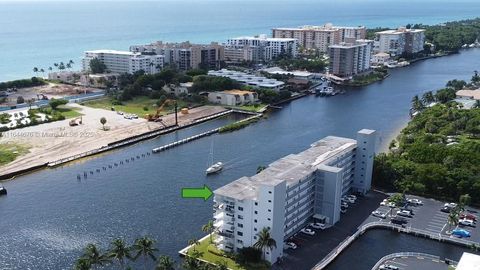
[206,140,223,175]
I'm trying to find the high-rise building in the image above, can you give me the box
[374,27,425,56]
[130,41,224,71]
[212,129,376,263]
[328,40,373,78]
[82,50,164,75]
[272,24,367,52]
[224,35,298,62]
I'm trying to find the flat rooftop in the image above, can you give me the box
[214,136,357,201]
[85,49,137,56]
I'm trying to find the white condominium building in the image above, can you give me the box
[374,27,426,56]
[82,50,164,75]
[208,90,259,106]
[329,40,373,78]
[213,129,377,263]
[272,23,367,52]
[130,41,224,71]
[208,69,285,91]
[225,35,298,62]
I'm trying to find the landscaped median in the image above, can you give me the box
[180,234,270,270]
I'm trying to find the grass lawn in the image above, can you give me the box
[56,106,83,119]
[232,104,268,113]
[83,96,190,118]
[0,143,29,166]
[186,237,269,270]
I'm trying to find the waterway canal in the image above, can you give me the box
[0,49,479,269]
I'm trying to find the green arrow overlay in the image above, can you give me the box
[181,185,213,201]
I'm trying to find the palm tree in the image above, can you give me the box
[74,258,91,270]
[188,238,200,251]
[411,95,424,111]
[40,68,45,78]
[422,91,435,105]
[81,243,111,269]
[27,98,35,110]
[59,62,66,71]
[33,67,39,76]
[155,255,175,270]
[66,62,72,70]
[100,117,107,130]
[48,66,53,72]
[253,227,277,260]
[108,238,132,270]
[53,63,59,70]
[69,59,75,65]
[132,236,158,270]
[447,211,459,232]
[202,220,215,243]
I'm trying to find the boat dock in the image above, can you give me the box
[152,128,220,153]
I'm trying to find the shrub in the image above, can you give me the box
[17,96,25,104]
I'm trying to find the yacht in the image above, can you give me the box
[206,162,223,175]
[0,185,7,196]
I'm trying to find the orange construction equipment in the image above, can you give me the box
[146,99,178,125]
[181,108,189,114]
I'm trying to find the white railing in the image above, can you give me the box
[311,221,479,270]
[370,252,457,270]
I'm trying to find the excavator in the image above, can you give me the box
[145,99,179,126]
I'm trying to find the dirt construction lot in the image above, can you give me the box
[0,104,227,178]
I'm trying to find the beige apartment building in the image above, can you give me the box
[130,41,224,71]
[272,23,366,52]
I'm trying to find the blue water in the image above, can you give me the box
[1,0,480,81]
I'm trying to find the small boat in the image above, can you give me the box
[206,162,223,175]
[0,185,7,196]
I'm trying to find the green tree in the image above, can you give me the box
[81,244,111,269]
[100,117,107,131]
[447,211,459,232]
[33,67,39,76]
[253,227,277,260]
[108,238,132,270]
[459,194,471,210]
[16,96,25,104]
[202,220,215,243]
[155,255,175,270]
[411,95,424,111]
[188,238,200,251]
[421,91,435,104]
[89,58,107,74]
[132,236,158,270]
[48,98,68,110]
[74,258,92,270]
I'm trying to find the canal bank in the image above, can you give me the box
[0,49,479,270]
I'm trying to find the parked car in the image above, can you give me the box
[380,199,388,206]
[347,194,357,200]
[310,223,326,230]
[341,208,347,214]
[300,228,315,236]
[459,219,476,227]
[341,202,349,208]
[397,210,412,217]
[452,229,471,238]
[444,203,458,209]
[391,217,408,225]
[441,207,451,213]
[284,242,297,250]
[345,197,355,203]
[460,213,477,221]
[407,198,423,205]
[379,264,400,270]
[399,208,414,215]
[372,210,387,219]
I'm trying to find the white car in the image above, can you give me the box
[310,223,326,230]
[445,202,458,208]
[344,197,355,203]
[372,210,386,219]
[387,202,396,208]
[397,210,412,217]
[341,202,349,208]
[408,198,423,205]
[300,228,315,235]
[380,199,388,206]
[284,242,297,250]
[347,195,357,200]
[459,219,476,227]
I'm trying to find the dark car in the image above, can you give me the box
[391,217,408,225]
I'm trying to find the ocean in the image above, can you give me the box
[0,0,480,82]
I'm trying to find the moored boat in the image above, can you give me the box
[0,185,7,196]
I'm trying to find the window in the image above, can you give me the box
[268,200,272,203]
[237,239,243,244]
[254,219,257,223]
[237,231,243,236]
[268,191,272,194]
[238,215,244,220]
[254,236,257,240]
[268,209,271,212]
[254,202,258,206]
[238,206,243,211]
[254,228,257,231]
[238,223,243,228]
[267,218,271,221]
[254,211,258,214]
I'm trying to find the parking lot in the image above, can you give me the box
[375,255,451,270]
[274,192,480,270]
[363,194,480,243]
